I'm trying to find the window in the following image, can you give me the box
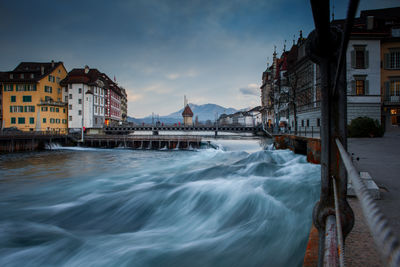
[62,119,67,124]
[50,107,55,112]
[22,95,32,102]
[385,80,400,102]
[18,117,25,124]
[317,118,321,127]
[4,84,13,91]
[11,96,16,102]
[63,108,66,113]
[25,106,35,112]
[56,119,60,123]
[356,80,365,95]
[78,110,82,115]
[351,76,369,95]
[11,118,16,124]
[45,96,52,101]
[43,118,46,123]
[306,119,310,127]
[20,74,24,79]
[44,86,52,93]
[56,77,60,83]
[79,88,82,93]
[56,108,59,112]
[16,84,25,91]
[58,88,61,94]
[78,99,82,104]
[351,46,368,69]
[69,94,72,99]
[69,116,72,121]
[69,104,72,110]
[65,96,68,102]
[50,118,55,124]
[29,117,34,124]
[41,107,48,111]
[301,120,304,127]
[384,49,400,69]
[69,84,72,89]
[48,75,55,82]
[30,74,34,79]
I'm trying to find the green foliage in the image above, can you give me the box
[348,117,384,138]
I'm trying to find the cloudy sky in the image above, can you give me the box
[0,0,398,117]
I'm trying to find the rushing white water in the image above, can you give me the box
[0,139,320,267]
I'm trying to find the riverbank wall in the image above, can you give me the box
[0,134,72,153]
[273,134,321,164]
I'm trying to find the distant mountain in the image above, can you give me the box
[127,103,238,125]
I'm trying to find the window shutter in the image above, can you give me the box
[365,80,369,95]
[351,80,356,95]
[351,50,356,68]
[365,50,369,69]
[385,81,390,100]
[384,53,390,69]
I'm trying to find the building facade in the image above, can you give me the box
[60,66,106,131]
[103,75,122,126]
[120,87,128,122]
[1,61,68,132]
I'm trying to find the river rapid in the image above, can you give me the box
[0,139,320,267]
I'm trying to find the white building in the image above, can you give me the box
[61,66,106,131]
[346,39,381,124]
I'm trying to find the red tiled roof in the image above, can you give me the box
[182,105,193,117]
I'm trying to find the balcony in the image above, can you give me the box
[38,99,67,107]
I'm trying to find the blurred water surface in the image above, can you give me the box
[0,140,320,267]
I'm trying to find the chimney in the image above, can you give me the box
[367,16,374,30]
[51,60,54,68]
[84,65,89,74]
[41,66,44,75]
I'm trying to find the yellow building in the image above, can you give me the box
[1,62,68,133]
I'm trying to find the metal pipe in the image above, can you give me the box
[324,215,339,267]
[310,0,331,55]
[332,0,360,96]
[335,138,400,266]
[332,176,345,267]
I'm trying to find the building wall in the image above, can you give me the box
[183,116,192,126]
[2,64,67,132]
[346,39,381,123]
[381,40,400,129]
[67,83,104,129]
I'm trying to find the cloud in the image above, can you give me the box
[166,73,180,80]
[165,69,199,80]
[127,93,143,102]
[239,83,259,96]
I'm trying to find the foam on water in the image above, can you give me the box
[0,139,320,267]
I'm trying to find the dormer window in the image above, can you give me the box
[10,74,13,79]
[30,73,34,79]
[20,74,24,79]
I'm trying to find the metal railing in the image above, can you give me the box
[335,138,400,266]
[288,126,321,137]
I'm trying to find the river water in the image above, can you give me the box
[0,139,320,267]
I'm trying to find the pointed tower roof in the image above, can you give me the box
[182,104,194,117]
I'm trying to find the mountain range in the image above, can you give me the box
[127,103,239,124]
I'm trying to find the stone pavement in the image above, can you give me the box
[345,127,400,265]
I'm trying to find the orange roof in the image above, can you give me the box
[182,105,193,117]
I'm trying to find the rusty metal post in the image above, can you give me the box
[308,0,354,265]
